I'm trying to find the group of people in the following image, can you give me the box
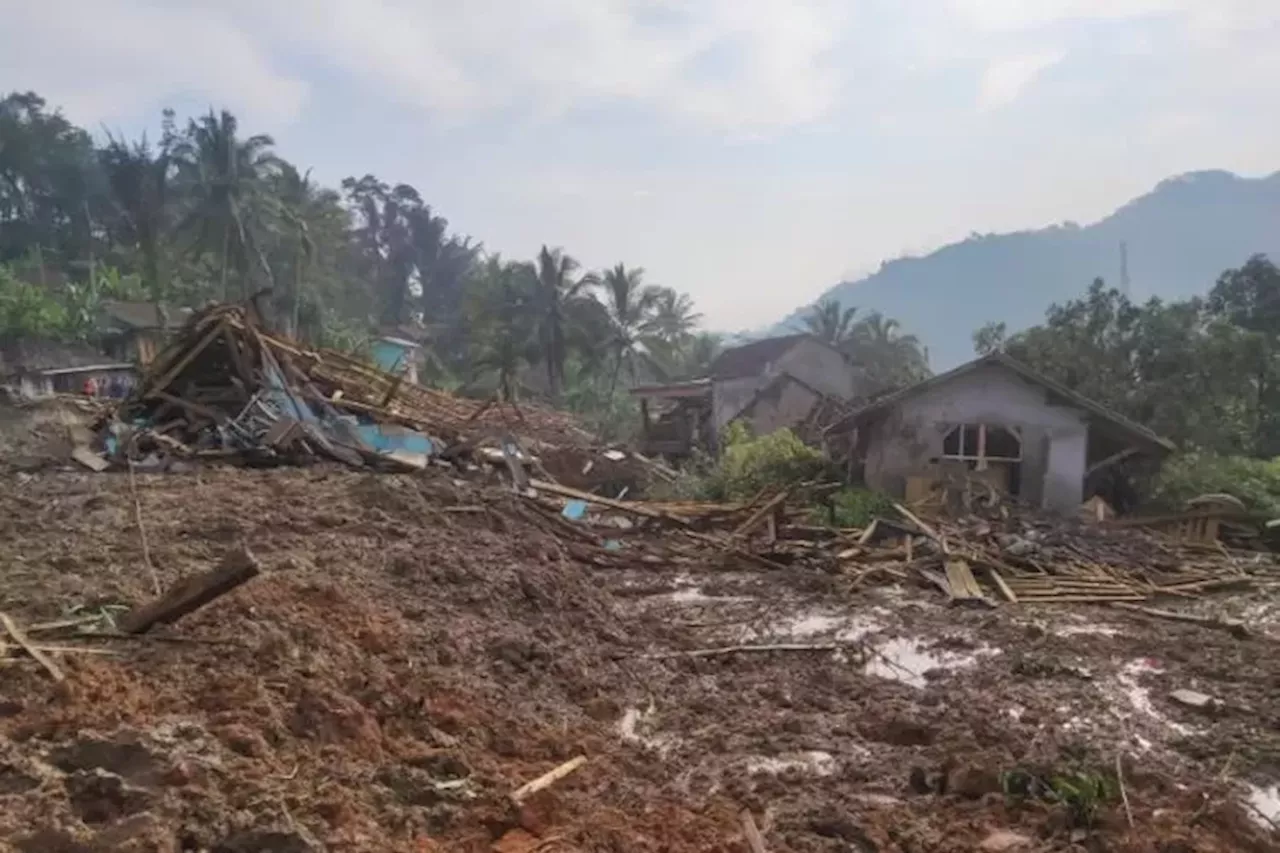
[81,373,134,399]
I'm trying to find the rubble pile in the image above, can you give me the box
[89,302,624,478]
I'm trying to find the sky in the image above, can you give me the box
[4,0,1279,331]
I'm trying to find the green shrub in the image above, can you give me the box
[1151,452,1280,515]
[815,487,895,528]
[652,422,830,501]
[700,423,829,500]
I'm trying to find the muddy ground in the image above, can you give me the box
[0,463,1277,852]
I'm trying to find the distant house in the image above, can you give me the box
[825,352,1174,513]
[0,338,134,398]
[98,301,191,366]
[631,334,859,457]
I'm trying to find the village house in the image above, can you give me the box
[98,300,191,366]
[0,339,134,398]
[631,333,859,457]
[825,352,1174,513]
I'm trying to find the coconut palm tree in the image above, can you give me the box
[598,263,660,396]
[650,287,701,343]
[98,129,172,317]
[172,109,279,299]
[849,311,930,392]
[272,164,317,337]
[532,245,593,401]
[802,298,858,345]
[466,256,538,401]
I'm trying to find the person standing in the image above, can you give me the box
[82,375,98,397]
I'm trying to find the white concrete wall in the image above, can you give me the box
[773,339,857,400]
[712,376,767,432]
[863,364,1089,512]
[742,379,821,437]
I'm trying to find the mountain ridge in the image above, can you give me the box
[771,169,1280,368]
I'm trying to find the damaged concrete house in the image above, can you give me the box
[631,333,858,456]
[825,352,1174,513]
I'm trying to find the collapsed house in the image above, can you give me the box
[631,333,857,456]
[825,352,1175,513]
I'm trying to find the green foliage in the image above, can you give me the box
[697,422,829,500]
[817,487,895,528]
[0,87,932,440]
[1151,452,1280,515]
[980,260,1280,457]
[1000,766,1118,830]
[0,264,68,338]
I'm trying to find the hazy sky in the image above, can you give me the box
[4,1,1278,330]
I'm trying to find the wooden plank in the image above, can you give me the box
[893,503,948,554]
[732,490,790,539]
[119,546,261,635]
[944,559,982,600]
[741,811,769,853]
[529,479,687,526]
[988,568,1018,603]
[510,756,587,805]
[142,319,227,399]
[856,519,878,546]
[0,612,64,682]
[71,446,109,472]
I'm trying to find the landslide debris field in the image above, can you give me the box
[2,463,1280,853]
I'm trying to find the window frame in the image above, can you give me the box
[941,423,1023,469]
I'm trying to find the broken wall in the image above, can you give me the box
[739,378,821,438]
[862,364,1088,512]
[772,339,858,401]
[711,339,858,435]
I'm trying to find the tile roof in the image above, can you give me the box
[708,334,823,381]
[826,352,1175,452]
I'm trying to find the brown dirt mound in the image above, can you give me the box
[0,465,1275,852]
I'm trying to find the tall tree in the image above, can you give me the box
[598,263,659,396]
[98,119,175,317]
[465,256,538,401]
[532,245,592,401]
[0,92,103,271]
[650,287,701,343]
[802,298,858,345]
[847,311,930,394]
[173,109,279,299]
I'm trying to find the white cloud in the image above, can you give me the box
[257,0,849,132]
[0,1,307,126]
[977,51,1065,111]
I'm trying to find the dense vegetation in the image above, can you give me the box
[0,91,732,436]
[975,256,1280,509]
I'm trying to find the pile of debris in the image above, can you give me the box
[76,302,663,487]
[535,480,1278,615]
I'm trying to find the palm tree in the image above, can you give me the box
[98,130,171,318]
[650,287,701,343]
[532,245,593,401]
[646,331,722,381]
[803,298,858,345]
[173,109,279,300]
[849,311,930,392]
[274,164,316,337]
[466,256,538,401]
[598,263,660,396]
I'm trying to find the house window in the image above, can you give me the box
[941,424,1022,466]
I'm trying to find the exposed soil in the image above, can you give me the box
[0,462,1277,852]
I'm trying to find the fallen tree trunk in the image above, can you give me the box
[119,545,261,635]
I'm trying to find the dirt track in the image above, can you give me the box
[0,465,1278,852]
